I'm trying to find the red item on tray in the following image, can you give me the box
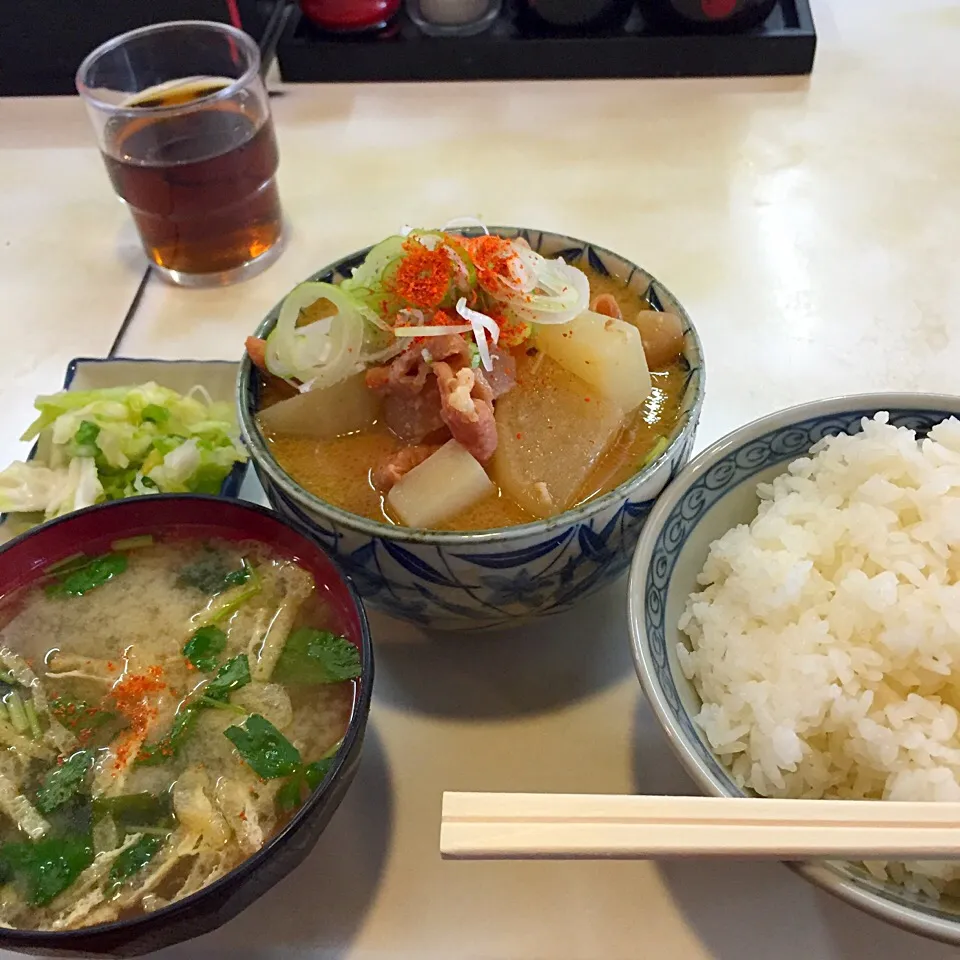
[299,0,401,30]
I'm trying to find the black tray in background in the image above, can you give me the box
[277,0,815,84]
[0,0,287,98]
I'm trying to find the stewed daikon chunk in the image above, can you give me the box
[257,373,381,439]
[534,309,652,412]
[490,354,624,519]
[387,439,495,528]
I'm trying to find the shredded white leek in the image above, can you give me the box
[0,773,48,839]
[456,298,500,372]
[487,246,590,325]
[393,324,473,338]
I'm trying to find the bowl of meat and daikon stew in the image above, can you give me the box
[0,495,372,956]
[240,226,704,630]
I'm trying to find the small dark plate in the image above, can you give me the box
[0,495,373,956]
[2,358,249,539]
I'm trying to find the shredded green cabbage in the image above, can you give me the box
[0,383,247,520]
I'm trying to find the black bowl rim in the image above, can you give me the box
[0,493,374,946]
[237,225,707,544]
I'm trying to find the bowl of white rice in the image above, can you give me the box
[628,393,960,945]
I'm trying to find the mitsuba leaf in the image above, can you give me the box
[271,629,361,685]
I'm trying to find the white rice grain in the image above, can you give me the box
[680,413,960,894]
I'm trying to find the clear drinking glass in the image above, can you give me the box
[76,21,284,287]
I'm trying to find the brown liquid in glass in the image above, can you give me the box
[102,80,282,275]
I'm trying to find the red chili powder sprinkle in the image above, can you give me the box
[111,665,166,737]
[431,308,458,326]
[462,235,521,295]
[485,307,528,349]
[392,241,452,309]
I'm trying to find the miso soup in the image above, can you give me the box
[0,536,358,930]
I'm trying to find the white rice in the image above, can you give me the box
[678,412,960,896]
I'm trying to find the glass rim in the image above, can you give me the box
[75,19,262,117]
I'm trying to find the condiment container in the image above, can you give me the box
[408,0,502,36]
[521,0,635,32]
[299,0,402,31]
[637,0,777,32]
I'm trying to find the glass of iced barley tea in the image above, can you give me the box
[77,21,284,286]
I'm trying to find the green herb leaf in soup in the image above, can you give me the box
[35,750,96,814]
[136,705,200,766]
[275,775,303,813]
[639,434,669,469]
[203,654,251,702]
[45,553,128,598]
[276,756,336,813]
[224,714,302,780]
[271,628,361,685]
[0,833,94,906]
[303,757,335,790]
[106,835,165,894]
[92,793,175,833]
[192,567,261,627]
[178,551,252,596]
[182,625,227,672]
[138,656,251,765]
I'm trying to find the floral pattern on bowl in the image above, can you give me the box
[628,394,960,946]
[240,228,705,630]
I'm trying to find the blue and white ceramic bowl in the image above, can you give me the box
[628,393,960,946]
[239,228,704,631]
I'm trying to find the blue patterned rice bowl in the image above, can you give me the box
[239,228,704,630]
[628,393,960,945]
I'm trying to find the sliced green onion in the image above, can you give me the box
[110,535,154,552]
[641,435,670,469]
[5,693,29,734]
[198,696,246,715]
[24,699,41,740]
[45,553,86,575]
[265,283,368,388]
[341,234,406,293]
[125,826,173,838]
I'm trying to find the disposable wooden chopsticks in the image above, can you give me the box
[440,792,960,860]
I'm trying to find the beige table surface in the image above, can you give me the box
[0,98,147,460]
[4,0,960,957]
